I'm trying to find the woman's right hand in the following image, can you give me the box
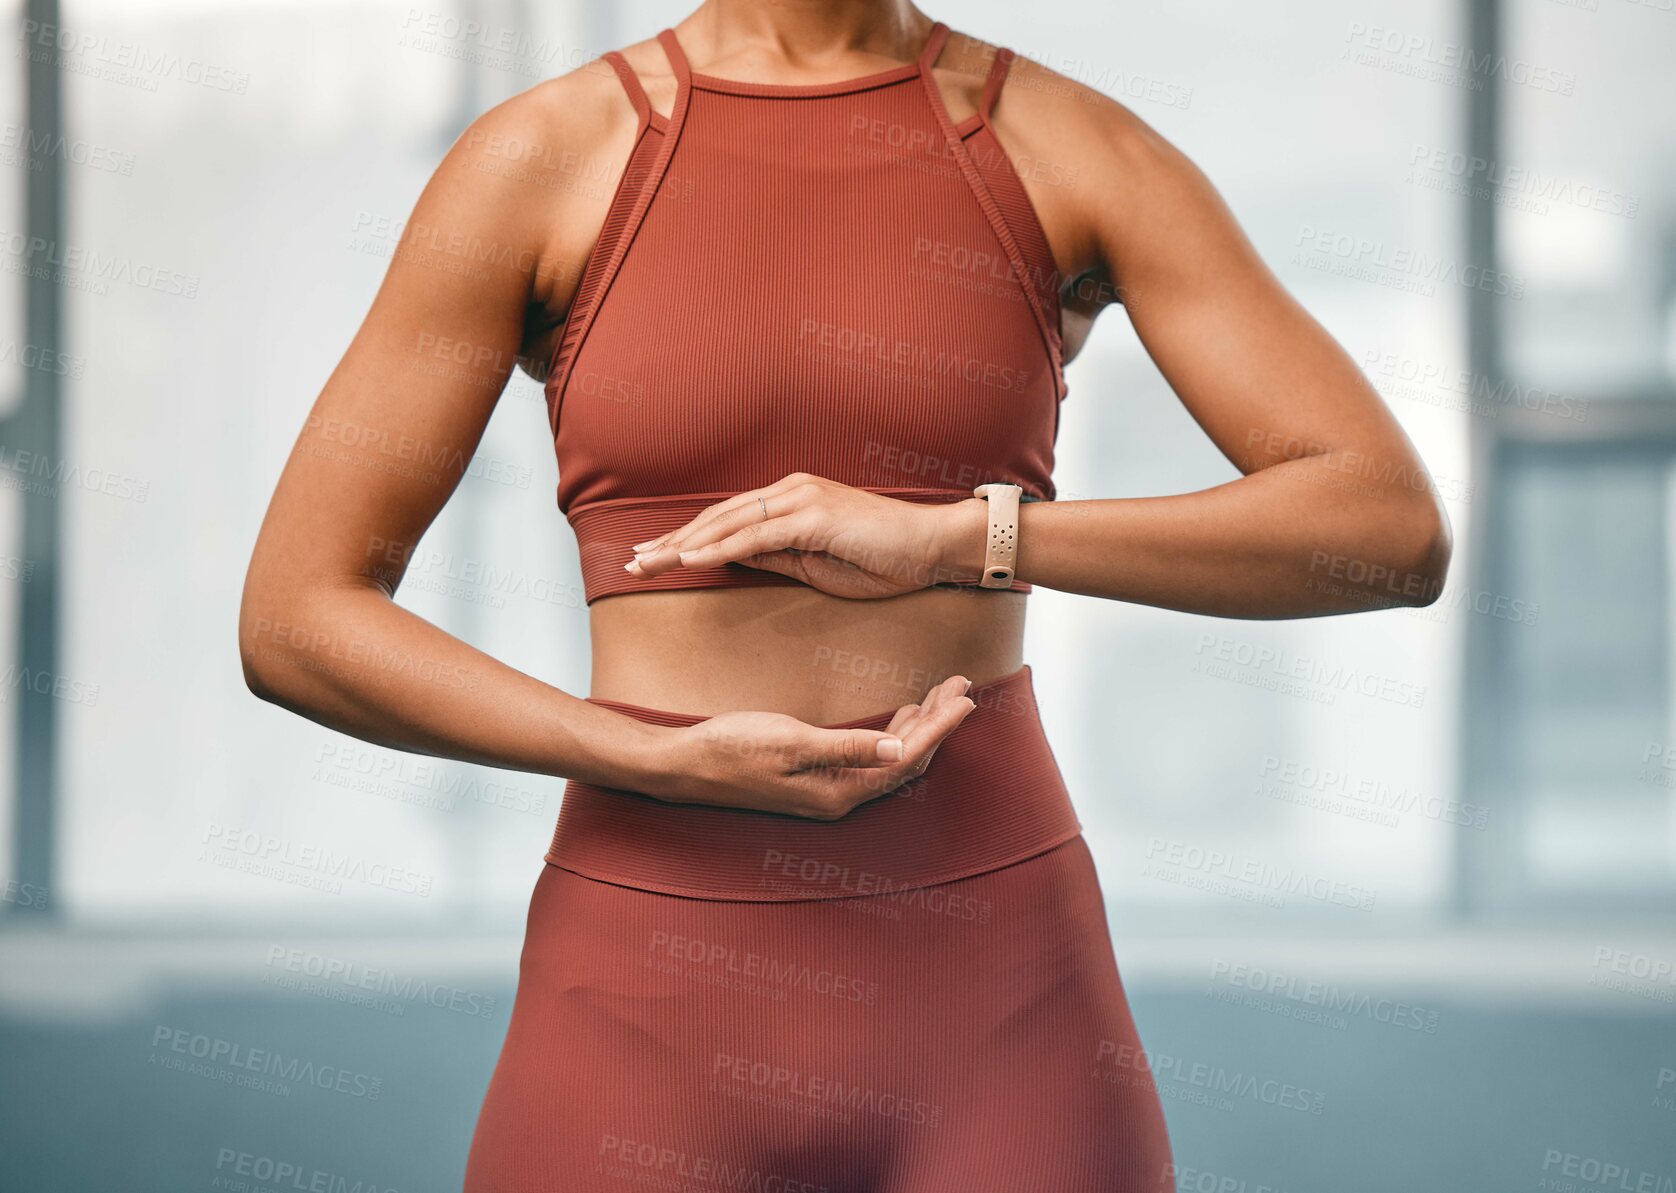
[641,675,977,820]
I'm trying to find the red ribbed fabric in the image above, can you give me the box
[546,664,1083,900]
[546,22,1066,605]
[464,836,1175,1191]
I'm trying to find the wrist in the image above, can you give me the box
[570,712,685,799]
[620,720,688,801]
[929,497,991,585]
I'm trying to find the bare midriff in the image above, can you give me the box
[586,585,1027,723]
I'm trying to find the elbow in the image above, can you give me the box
[1390,492,1453,607]
[239,606,280,703]
[241,650,276,704]
[238,571,379,704]
[238,577,291,704]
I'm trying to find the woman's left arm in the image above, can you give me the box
[943,85,1454,618]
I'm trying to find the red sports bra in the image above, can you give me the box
[545,21,1066,604]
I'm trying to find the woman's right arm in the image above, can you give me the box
[238,68,971,818]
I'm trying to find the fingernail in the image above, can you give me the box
[876,737,903,761]
[677,550,696,565]
[963,678,973,695]
[623,560,642,574]
[631,539,658,551]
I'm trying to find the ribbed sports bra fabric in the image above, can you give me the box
[546,22,1067,604]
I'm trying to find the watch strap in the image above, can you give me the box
[972,483,1022,588]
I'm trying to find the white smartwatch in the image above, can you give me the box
[971,483,1023,588]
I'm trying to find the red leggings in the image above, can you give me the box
[465,838,1172,1191]
[464,668,1173,1190]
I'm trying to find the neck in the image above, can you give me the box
[683,0,932,69]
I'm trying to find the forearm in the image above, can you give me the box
[240,582,672,789]
[942,458,1451,618]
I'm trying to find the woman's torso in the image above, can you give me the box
[517,21,1105,723]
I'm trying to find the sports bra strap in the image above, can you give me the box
[978,46,1014,121]
[656,28,692,86]
[918,20,952,71]
[601,51,650,135]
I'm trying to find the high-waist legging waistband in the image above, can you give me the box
[544,664,1083,901]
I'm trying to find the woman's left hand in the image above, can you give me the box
[624,473,987,599]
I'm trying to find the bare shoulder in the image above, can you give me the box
[403,51,655,330]
[936,29,1224,289]
[1017,57,1191,179]
[430,54,640,204]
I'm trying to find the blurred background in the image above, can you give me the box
[1,0,1673,1189]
